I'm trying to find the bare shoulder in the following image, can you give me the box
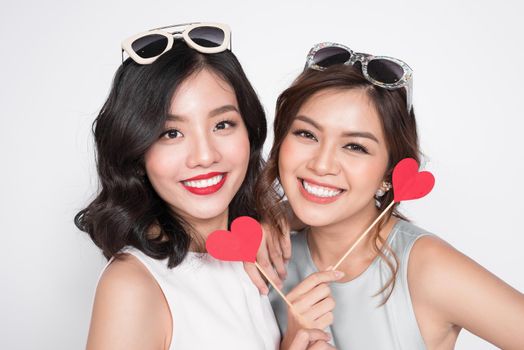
[97,253,159,295]
[408,234,501,302]
[407,234,515,299]
[95,253,164,309]
[86,253,172,350]
[408,234,524,349]
[408,235,458,276]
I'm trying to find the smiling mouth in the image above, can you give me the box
[182,174,224,188]
[298,178,345,203]
[301,178,343,197]
[181,173,227,195]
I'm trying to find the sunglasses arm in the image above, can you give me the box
[406,78,413,113]
[151,22,196,32]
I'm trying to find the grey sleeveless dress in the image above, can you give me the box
[270,220,431,350]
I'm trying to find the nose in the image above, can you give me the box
[306,142,340,176]
[186,132,221,168]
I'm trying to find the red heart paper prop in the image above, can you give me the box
[205,216,262,263]
[392,158,435,202]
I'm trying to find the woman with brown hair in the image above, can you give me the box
[258,43,524,349]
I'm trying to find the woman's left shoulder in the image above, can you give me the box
[406,227,523,317]
[402,223,482,305]
[407,230,468,283]
[405,228,524,348]
[391,220,452,262]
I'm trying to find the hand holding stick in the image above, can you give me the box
[206,216,307,326]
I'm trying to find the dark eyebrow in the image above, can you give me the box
[294,115,379,144]
[342,131,379,143]
[167,105,239,122]
[295,115,322,130]
[209,105,240,118]
[166,114,184,122]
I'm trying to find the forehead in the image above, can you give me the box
[169,68,238,115]
[296,88,383,134]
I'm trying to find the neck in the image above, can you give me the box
[182,211,229,252]
[307,202,396,273]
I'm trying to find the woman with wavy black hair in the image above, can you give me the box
[77,23,288,350]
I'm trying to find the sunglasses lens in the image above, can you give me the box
[131,34,168,58]
[367,59,404,84]
[188,26,225,48]
[312,47,351,68]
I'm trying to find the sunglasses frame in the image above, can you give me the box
[121,22,231,65]
[305,42,413,112]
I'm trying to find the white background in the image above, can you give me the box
[1,0,523,349]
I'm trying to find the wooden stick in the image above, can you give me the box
[332,201,396,271]
[254,261,307,327]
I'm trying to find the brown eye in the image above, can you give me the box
[344,143,368,154]
[160,129,183,139]
[293,129,317,141]
[213,120,237,131]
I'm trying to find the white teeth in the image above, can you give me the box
[302,180,342,198]
[183,175,223,188]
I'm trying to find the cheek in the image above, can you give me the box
[340,156,388,190]
[278,136,305,183]
[280,136,312,166]
[144,144,184,181]
[219,128,250,169]
[278,137,294,177]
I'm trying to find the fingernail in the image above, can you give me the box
[334,270,345,279]
[326,332,332,340]
[262,287,269,295]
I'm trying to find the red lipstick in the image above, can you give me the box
[181,172,227,195]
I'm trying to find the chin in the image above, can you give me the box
[179,201,230,221]
[192,208,228,220]
[291,204,339,228]
[168,192,231,221]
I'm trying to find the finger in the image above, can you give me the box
[257,224,268,261]
[278,220,291,260]
[311,311,335,330]
[269,234,287,280]
[287,329,310,350]
[257,224,284,287]
[288,329,331,350]
[287,271,344,301]
[243,262,269,294]
[308,340,337,350]
[293,283,331,312]
[279,229,292,262]
[302,297,335,323]
[256,239,283,289]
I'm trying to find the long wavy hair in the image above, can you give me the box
[256,64,420,303]
[75,41,266,268]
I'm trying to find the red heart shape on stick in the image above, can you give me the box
[392,158,435,202]
[205,216,262,263]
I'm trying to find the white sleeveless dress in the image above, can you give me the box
[98,247,280,350]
